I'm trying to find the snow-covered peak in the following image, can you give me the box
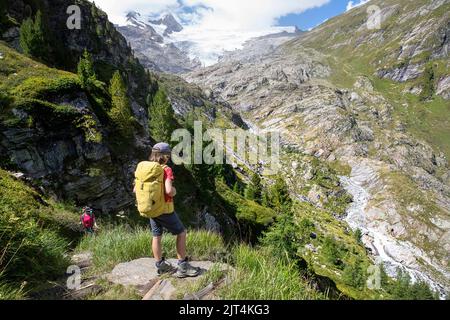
[126,11,147,29]
[149,13,183,36]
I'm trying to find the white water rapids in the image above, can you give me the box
[339,164,447,298]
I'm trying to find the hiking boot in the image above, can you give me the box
[175,258,201,278]
[156,258,174,275]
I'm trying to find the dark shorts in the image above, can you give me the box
[150,212,186,237]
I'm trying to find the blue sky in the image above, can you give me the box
[278,0,349,30]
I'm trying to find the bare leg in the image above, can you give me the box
[176,231,187,261]
[152,236,162,261]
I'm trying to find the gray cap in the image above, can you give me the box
[152,142,171,154]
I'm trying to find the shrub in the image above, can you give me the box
[244,172,262,203]
[420,63,435,101]
[267,177,291,210]
[354,228,363,244]
[75,114,102,143]
[261,208,301,262]
[11,75,80,100]
[13,98,78,128]
[386,269,438,300]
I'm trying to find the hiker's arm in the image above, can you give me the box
[165,178,177,197]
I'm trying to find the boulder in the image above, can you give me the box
[107,258,230,288]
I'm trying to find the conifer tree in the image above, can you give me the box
[233,181,241,194]
[245,172,262,203]
[19,10,48,59]
[109,71,134,139]
[269,177,291,209]
[77,49,97,89]
[148,89,175,142]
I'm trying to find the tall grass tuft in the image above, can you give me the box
[220,245,324,300]
[0,279,25,300]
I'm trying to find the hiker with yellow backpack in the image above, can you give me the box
[134,142,200,278]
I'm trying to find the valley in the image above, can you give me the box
[0,0,448,300]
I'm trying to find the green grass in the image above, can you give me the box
[76,226,227,273]
[0,169,79,291]
[220,245,323,300]
[0,279,26,300]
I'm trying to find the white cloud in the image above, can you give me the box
[89,0,179,25]
[89,0,330,28]
[346,0,371,12]
[180,0,330,30]
[89,0,331,66]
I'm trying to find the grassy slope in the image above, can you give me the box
[0,169,80,298]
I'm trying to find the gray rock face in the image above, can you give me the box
[117,12,200,74]
[377,64,424,82]
[71,252,93,268]
[0,96,135,212]
[1,0,154,213]
[437,76,450,99]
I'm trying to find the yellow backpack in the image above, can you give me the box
[134,161,166,218]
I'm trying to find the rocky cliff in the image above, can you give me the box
[0,0,153,212]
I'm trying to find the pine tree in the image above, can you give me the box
[109,71,134,139]
[342,259,366,289]
[269,177,291,209]
[148,89,175,142]
[19,10,48,59]
[233,181,241,194]
[261,190,270,207]
[245,172,262,203]
[77,49,97,89]
[420,63,435,101]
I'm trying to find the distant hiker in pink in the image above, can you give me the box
[80,206,98,234]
